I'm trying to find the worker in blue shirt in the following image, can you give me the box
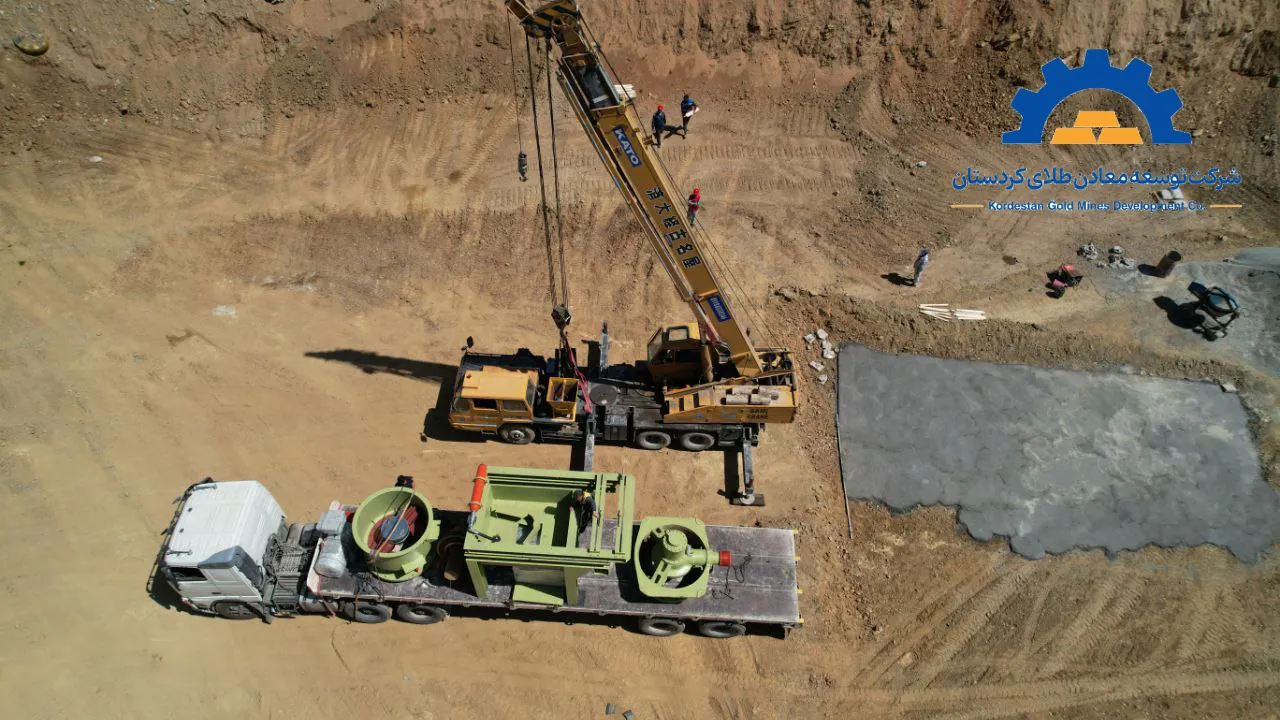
[679,94,698,136]
[913,248,930,287]
[652,104,667,148]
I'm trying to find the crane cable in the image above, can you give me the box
[542,35,592,412]
[545,37,570,309]
[525,34,561,307]
[505,13,528,182]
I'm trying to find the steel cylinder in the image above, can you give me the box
[1155,250,1183,278]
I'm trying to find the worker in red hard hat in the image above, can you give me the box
[651,104,667,148]
[687,187,702,226]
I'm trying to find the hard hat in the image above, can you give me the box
[693,187,700,193]
[657,104,664,110]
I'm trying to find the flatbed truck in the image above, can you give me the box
[156,466,802,638]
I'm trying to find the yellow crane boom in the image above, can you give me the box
[506,0,782,380]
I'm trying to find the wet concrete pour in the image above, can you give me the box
[837,343,1280,562]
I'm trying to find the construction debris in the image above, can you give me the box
[802,333,816,345]
[1079,243,1100,261]
[919,304,986,321]
[822,349,837,360]
[1107,246,1136,269]
[816,329,829,340]
[809,360,825,372]
[817,374,829,384]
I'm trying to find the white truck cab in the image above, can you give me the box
[160,480,286,617]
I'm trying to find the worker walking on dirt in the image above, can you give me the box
[687,188,702,226]
[571,489,598,540]
[680,93,699,136]
[652,104,667,148]
[913,247,930,287]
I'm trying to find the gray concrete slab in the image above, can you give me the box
[837,343,1280,562]
[1087,249,1279,377]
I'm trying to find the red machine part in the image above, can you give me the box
[468,464,488,513]
[718,550,733,567]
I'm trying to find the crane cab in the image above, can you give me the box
[645,324,710,386]
[449,366,539,432]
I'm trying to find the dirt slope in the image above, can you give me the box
[1,0,1278,718]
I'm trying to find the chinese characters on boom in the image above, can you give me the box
[645,186,702,270]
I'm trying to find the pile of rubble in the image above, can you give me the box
[802,329,835,385]
[1079,243,1137,269]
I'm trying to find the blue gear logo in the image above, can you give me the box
[1003,49,1192,145]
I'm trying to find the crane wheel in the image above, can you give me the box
[698,620,747,639]
[498,424,537,445]
[678,431,716,452]
[635,430,671,450]
[395,603,449,625]
[637,617,685,637]
[344,600,392,624]
[212,601,257,620]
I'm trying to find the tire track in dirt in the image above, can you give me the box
[457,100,512,195]
[849,555,1014,686]
[906,562,1040,689]
[890,668,1280,720]
[1030,571,1124,677]
[1042,572,1152,677]
[1172,581,1225,663]
[1012,574,1055,667]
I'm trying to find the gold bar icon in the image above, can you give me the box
[1051,127,1098,144]
[1096,127,1143,144]
[1074,111,1121,128]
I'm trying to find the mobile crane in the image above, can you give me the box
[155,467,802,638]
[446,0,798,504]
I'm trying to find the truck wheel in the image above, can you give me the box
[395,603,449,625]
[678,431,716,452]
[636,430,671,450]
[344,601,392,624]
[637,617,685,637]
[699,620,747,638]
[499,424,537,445]
[212,601,257,620]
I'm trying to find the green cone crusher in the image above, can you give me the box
[350,484,440,581]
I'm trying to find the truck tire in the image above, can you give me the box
[678,431,716,452]
[635,430,671,450]
[395,603,449,625]
[637,617,685,637]
[344,600,392,624]
[498,424,537,445]
[212,601,257,620]
[699,620,747,638]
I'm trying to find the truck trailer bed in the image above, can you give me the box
[307,515,800,629]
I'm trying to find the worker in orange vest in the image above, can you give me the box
[687,188,702,226]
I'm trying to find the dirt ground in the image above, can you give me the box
[2,0,1279,718]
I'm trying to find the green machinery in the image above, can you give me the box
[351,484,441,581]
[345,465,729,605]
